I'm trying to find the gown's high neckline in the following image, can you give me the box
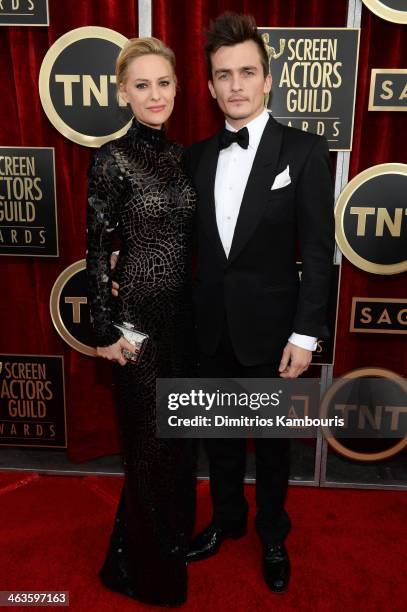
[127,118,167,151]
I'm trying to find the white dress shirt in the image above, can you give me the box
[214,109,317,352]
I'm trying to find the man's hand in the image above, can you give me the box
[110,252,119,297]
[97,336,135,366]
[278,342,312,378]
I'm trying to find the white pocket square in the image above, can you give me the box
[271,165,291,190]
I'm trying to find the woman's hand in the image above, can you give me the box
[97,336,136,366]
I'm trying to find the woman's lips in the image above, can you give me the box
[147,105,166,112]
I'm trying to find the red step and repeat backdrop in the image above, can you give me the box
[0,0,405,461]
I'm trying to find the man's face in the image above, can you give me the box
[208,40,272,127]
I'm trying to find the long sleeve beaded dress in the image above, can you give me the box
[86,118,197,606]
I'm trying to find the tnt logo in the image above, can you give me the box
[349,206,406,237]
[50,260,96,357]
[39,26,133,147]
[320,367,407,461]
[335,163,407,274]
[362,0,407,25]
[54,74,128,108]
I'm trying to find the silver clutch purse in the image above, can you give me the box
[113,321,149,364]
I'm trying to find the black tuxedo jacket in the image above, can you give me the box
[185,115,335,366]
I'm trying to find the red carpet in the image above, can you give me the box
[0,470,405,611]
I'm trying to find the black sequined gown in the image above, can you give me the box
[86,119,197,606]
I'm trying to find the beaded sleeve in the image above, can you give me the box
[86,145,123,347]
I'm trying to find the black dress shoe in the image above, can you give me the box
[262,542,290,593]
[187,523,246,562]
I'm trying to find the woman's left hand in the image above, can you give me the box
[96,336,136,366]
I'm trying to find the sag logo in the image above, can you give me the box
[335,163,407,274]
[39,26,132,147]
[350,298,407,334]
[369,69,407,111]
[50,260,96,356]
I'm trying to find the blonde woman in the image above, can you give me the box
[86,38,197,606]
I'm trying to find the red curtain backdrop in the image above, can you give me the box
[0,0,405,462]
[0,1,139,462]
[333,9,407,376]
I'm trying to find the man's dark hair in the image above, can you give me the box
[204,12,269,79]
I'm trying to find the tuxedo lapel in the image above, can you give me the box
[227,116,284,265]
[195,132,227,265]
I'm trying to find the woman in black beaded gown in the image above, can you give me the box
[86,38,197,606]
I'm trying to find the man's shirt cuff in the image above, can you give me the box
[288,333,317,351]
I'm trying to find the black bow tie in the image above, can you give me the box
[219,126,249,150]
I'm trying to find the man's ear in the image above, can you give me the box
[264,73,272,95]
[208,80,217,100]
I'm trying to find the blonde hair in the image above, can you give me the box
[116,37,176,103]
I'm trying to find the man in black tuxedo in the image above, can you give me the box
[184,13,335,593]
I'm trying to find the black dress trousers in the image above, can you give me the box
[198,321,292,545]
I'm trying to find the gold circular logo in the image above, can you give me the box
[320,367,407,461]
[39,26,132,147]
[362,0,407,24]
[50,259,96,357]
[335,163,407,274]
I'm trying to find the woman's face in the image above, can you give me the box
[119,54,176,129]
